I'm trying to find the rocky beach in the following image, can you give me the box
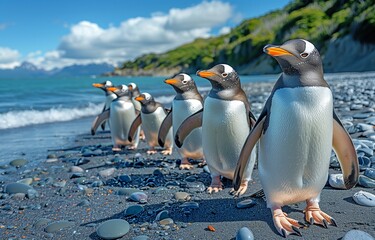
[1,76,375,240]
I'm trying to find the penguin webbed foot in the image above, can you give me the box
[161,147,172,155]
[230,181,248,197]
[207,176,223,194]
[179,158,193,170]
[147,148,158,155]
[304,202,337,228]
[273,209,305,238]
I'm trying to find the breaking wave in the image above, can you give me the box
[0,102,103,130]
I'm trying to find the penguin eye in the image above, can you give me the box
[300,53,309,58]
[222,73,228,77]
[182,80,188,84]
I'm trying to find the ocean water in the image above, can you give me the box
[0,74,278,163]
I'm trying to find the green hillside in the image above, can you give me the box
[114,0,375,76]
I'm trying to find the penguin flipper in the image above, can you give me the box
[175,108,203,148]
[158,109,173,147]
[332,111,359,189]
[248,111,257,129]
[233,117,265,191]
[128,114,142,142]
[91,110,110,135]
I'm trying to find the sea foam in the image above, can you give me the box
[0,102,103,130]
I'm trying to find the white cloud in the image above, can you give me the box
[0,47,21,69]
[3,1,234,70]
[219,26,231,35]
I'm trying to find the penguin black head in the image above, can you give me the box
[264,39,323,76]
[135,92,154,106]
[196,64,240,90]
[165,73,197,93]
[107,84,129,97]
[128,82,141,97]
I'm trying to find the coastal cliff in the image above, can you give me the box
[112,0,375,76]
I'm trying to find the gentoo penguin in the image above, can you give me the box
[92,80,117,130]
[91,85,140,151]
[175,64,257,194]
[128,82,145,140]
[158,73,204,169]
[233,39,359,237]
[128,93,173,155]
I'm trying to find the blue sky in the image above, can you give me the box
[0,0,290,70]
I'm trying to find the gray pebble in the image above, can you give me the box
[203,165,210,173]
[26,189,39,199]
[155,210,169,221]
[353,191,375,207]
[4,182,34,194]
[17,178,33,185]
[153,187,168,194]
[44,220,74,233]
[359,157,372,170]
[91,180,104,187]
[34,218,52,227]
[186,181,206,192]
[159,218,174,226]
[179,201,199,210]
[328,174,346,189]
[96,219,130,240]
[236,199,257,209]
[12,193,26,200]
[132,235,150,240]
[69,166,84,173]
[118,174,132,183]
[9,159,28,168]
[53,180,67,188]
[358,175,375,188]
[343,230,374,240]
[99,168,116,178]
[129,192,148,203]
[174,192,191,201]
[124,205,144,216]
[364,168,375,180]
[236,227,255,240]
[117,188,141,196]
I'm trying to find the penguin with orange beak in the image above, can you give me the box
[92,80,117,131]
[128,93,173,155]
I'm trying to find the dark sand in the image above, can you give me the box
[1,80,375,240]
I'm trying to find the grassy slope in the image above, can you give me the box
[116,0,375,75]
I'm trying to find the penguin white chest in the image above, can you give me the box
[173,99,203,158]
[109,100,136,145]
[105,93,117,110]
[142,107,169,147]
[202,97,250,179]
[259,86,333,207]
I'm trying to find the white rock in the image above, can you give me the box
[353,191,375,207]
[99,168,116,178]
[343,230,374,240]
[70,166,84,173]
[328,173,346,189]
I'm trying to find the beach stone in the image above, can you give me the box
[132,235,150,240]
[17,178,33,185]
[174,192,191,201]
[155,210,169,221]
[328,174,346,189]
[236,199,257,209]
[343,230,374,240]
[129,192,148,203]
[353,191,375,207]
[91,180,104,187]
[26,188,39,199]
[179,201,199,210]
[353,113,372,119]
[9,159,28,168]
[236,227,255,240]
[186,181,206,192]
[53,180,67,188]
[359,156,372,170]
[203,165,210,173]
[34,218,52,227]
[118,174,132,183]
[4,182,33,194]
[358,175,375,188]
[117,188,141,196]
[159,218,174,226]
[364,168,375,180]
[74,158,90,166]
[357,123,374,132]
[153,187,168,194]
[12,193,26,200]
[44,220,74,233]
[0,164,10,169]
[47,154,57,159]
[96,219,130,240]
[99,168,116,178]
[70,166,84,173]
[125,205,144,216]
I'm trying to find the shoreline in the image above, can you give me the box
[0,79,374,239]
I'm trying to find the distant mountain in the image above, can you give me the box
[0,62,114,78]
[114,0,375,76]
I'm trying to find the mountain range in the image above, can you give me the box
[0,62,114,79]
[114,0,375,76]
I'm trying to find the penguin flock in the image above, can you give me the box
[91,39,359,238]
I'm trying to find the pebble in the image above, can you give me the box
[118,174,132,183]
[96,219,130,240]
[44,220,75,233]
[186,181,206,192]
[353,113,372,119]
[328,174,346,189]
[17,178,33,185]
[364,168,375,180]
[47,154,57,159]
[91,180,104,187]
[159,218,174,226]
[74,158,90,166]
[70,166,84,173]
[26,189,39,199]
[124,205,144,216]
[53,180,67,188]
[99,168,116,178]
[117,188,141,196]
[174,192,191,201]
[77,199,90,207]
[129,192,148,203]
[153,187,168,194]
[9,159,28,168]
[343,230,374,240]
[4,182,34,194]
[203,165,210,173]
[236,227,255,240]
[12,193,26,200]
[155,210,169,221]
[358,157,372,170]
[179,201,199,210]
[358,175,375,188]
[353,191,375,207]
[0,164,9,169]
[236,199,257,209]
[34,218,52,227]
